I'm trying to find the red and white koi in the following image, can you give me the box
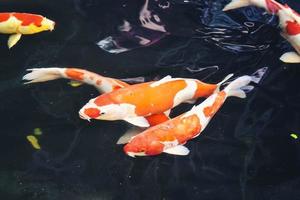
[0,12,55,48]
[123,75,252,157]
[23,68,128,93]
[23,67,170,126]
[223,0,300,63]
[78,74,233,127]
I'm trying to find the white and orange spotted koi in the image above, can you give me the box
[223,0,300,63]
[123,75,252,157]
[23,68,128,93]
[23,67,170,126]
[78,74,233,127]
[0,12,55,48]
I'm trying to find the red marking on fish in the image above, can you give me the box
[0,13,10,23]
[84,108,100,118]
[65,68,85,81]
[145,113,170,126]
[12,13,43,27]
[94,94,115,106]
[203,91,226,118]
[286,21,300,35]
[112,85,123,91]
[96,80,102,85]
[265,0,281,13]
[193,81,217,98]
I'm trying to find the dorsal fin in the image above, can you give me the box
[150,75,172,87]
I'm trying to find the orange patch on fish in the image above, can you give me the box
[84,108,100,118]
[203,91,226,118]
[65,68,85,81]
[13,13,43,26]
[112,85,123,91]
[286,21,300,35]
[193,81,217,98]
[146,141,165,155]
[0,13,10,22]
[148,114,200,144]
[145,113,170,126]
[94,94,116,106]
[101,80,187,116]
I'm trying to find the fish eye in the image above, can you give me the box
[100,112,106,115]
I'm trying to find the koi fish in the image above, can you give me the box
[23,67,170,126]
[0,13,55,48]
[23,68,128,93]
[223,0,300,63]
[123,75,252,157]
[79,74,233,127]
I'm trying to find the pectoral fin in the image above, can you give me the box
[163,145,190,156]
[124,116,150,127]
[116,127,144,144]
[280,52,300,63]
[8,33,22,49]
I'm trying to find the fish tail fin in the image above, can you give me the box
[22,68,65,84]
[223,0,251,11]
[224,75,252,98]
[215,73,234,93]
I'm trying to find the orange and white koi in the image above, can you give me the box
[123,75,252,157]
[223,0,300,63]
[0,12,55,48]
[23,67,170,126]
[79,74,233,127]
[23,68,128,93]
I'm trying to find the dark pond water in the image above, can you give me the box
[0,0,300,199]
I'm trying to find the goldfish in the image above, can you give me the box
[23,67,170,126]
[79,74,233,127]
[223,0,300,63]
[122,75,252,157]
[0,12,55,48]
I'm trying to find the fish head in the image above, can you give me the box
[123,136,164,157]
[41,17,55,31]
[79,98,132,121]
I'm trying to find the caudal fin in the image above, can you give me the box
[224,75,252,98]
[22,68,65,84]
[222,0,251,11]
[215,73,234,93]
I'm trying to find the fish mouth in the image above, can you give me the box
[50,24,55,31]
[79,110,91,122]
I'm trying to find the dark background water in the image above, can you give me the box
[0,0,300,199]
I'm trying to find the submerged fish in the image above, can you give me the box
[23,68,128,93]
[123,75,252,157]
[23,67,170,126]
[223,0,300,63]
[79,74,232,127]
[0,12,55,48]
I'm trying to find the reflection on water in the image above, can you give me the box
[97,0,169,53]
